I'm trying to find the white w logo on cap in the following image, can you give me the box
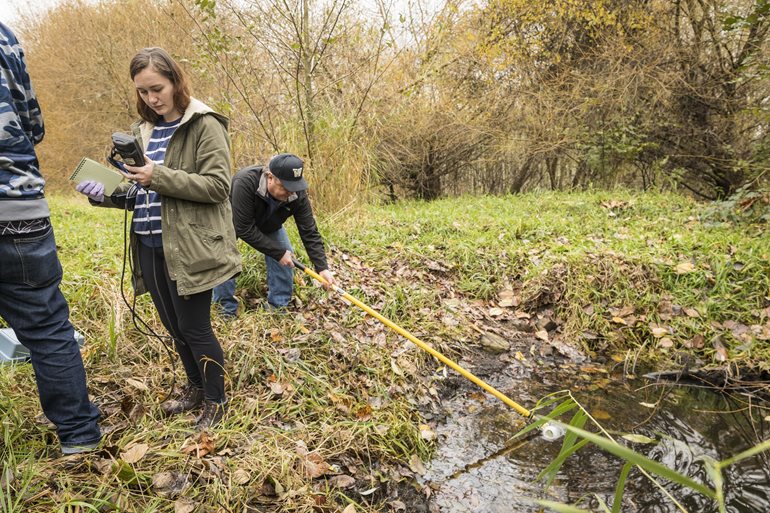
[293,168,302,177]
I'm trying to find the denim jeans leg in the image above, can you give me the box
[265,227,294,308]
[212,279,238,317]
[0,227,101,449]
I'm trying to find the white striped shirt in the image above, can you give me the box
[133,118,181,246]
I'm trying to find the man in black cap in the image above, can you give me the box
[213,153,335,316]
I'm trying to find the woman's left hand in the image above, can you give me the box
[123,155,154,186]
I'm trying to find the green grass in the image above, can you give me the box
[0,191,767,511]
[327,191,770,365]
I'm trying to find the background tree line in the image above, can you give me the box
[19,0,769,211]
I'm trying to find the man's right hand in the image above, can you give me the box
[279,250,295,267]
[75,180,105,203]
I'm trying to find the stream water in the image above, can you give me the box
[421,349,770,513]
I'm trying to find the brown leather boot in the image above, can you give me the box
[195,400,227,430]
[160,385,204,416]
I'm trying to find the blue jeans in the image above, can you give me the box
[211,276,238,317]
[0,226,101,449]
[213,227,294,314]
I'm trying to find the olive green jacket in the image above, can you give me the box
[100,98,241,296]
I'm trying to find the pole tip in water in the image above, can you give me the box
[541,422,566,441]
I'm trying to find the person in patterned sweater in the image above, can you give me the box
[0,21,101,454]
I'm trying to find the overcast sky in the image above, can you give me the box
[0,0,63,28]
[1,0,439,35]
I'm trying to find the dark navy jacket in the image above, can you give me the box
[230,165,328,272]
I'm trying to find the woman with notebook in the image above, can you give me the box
[75,47,240,429]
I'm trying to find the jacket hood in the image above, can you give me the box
[134,97,228,143]
[179,98,229,129]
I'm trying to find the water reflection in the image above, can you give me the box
[423,366,770,513]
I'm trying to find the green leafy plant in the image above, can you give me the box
[701,185,770,225]
[526,393,770,513]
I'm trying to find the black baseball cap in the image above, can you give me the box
[268,153,307,192]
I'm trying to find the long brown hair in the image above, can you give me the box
[129,47,191,123]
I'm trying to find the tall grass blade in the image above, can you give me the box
[612,462,633,513]
[538,439,590,489]
[557,421,717,499]
[512,397,578,441]
[718,438,770,468]
[539,409,589,488]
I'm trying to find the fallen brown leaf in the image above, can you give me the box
[327,474,356,488]
[296,442,330,479]
[713,337,729,362]
[180,432,216,458]
[125,378,149,391]
[498,286,519,308]
[232,469,250,485]
[120,443,149,464]
[684,335,705,349]
[355,405,373,421]
[174,498,196,513]
[408,454,426,475]
[152,471,189,498]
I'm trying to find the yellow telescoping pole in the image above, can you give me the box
[293,260,531,419]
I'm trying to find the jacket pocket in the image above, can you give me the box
[181,224,225,273]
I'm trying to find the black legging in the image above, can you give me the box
[137,243,225,403]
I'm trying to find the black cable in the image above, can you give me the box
[117,183,178,403]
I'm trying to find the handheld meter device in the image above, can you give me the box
[110,133,145,169]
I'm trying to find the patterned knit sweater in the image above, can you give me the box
[0,21,49,224]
